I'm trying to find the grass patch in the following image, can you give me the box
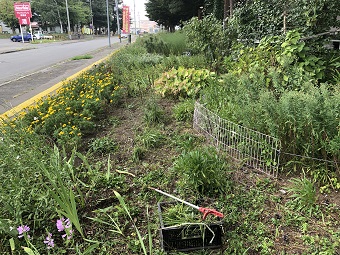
[71,54,93,60]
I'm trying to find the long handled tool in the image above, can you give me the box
[149,187,224,220]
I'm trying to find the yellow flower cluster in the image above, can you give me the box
[4,70,120,145]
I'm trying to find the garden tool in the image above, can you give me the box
[149,187,224,220]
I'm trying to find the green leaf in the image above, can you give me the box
[22,247,39,255]
[9,238,15,251]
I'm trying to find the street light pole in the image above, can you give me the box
[133,0,136,35]
[65,0,71,39]
[106,0,111,47]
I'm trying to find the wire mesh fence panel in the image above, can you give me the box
[193,101,281,178]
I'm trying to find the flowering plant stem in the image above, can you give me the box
[36,146,84,239]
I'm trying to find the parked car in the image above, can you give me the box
[10,33,33,42]
[33,31,43,39]
[32,31,53,40]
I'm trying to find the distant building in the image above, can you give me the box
[0,21,12,33]
[130,20,159,35]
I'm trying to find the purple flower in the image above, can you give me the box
[56,218,73,240]
[44,233,55,249]
[17,225,30,238]
[64,218,71,229]
[56,218,65,232]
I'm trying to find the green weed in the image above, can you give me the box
[143,99,165,125]
[172,99,195,122]
[88,136,117,154]
[286,175,318,216]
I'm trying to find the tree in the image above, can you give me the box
[0,0,18,33]
[145,0,204,31]
[31,0,66,32]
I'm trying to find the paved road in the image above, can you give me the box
[0,37,127,114]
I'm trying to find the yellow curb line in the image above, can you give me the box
[0,49,117,120]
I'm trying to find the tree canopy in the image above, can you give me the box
[0,0,18,33]
[145,0,339,39]
[145,0,204,31]
[0,0,123,34]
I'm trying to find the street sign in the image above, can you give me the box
[14,2,32,18]
[14,2,33,42]
[14,2,32,25]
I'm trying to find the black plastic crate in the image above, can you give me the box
[158,202,223,252]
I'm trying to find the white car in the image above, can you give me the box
[33,31,44,39]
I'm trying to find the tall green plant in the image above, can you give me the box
[183,15,235,72]
[173,147,229,196]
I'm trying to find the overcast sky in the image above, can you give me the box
[122,0,148,20]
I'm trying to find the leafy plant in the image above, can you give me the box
[183,15,235,72]
[154,67,215,99]
[37,146,84,238]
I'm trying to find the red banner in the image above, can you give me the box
[122,6,130,34]
[14,2,32,25]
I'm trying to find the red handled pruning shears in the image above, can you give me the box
[149,187,224,220]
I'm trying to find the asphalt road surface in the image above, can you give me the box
[0,36,127,114]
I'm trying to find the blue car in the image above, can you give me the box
[10,33,33,42]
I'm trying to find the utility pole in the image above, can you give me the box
[115,0,121,42]
[89,0,94,35]
[65,0,71,39]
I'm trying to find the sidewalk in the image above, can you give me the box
[0,42,36,54]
